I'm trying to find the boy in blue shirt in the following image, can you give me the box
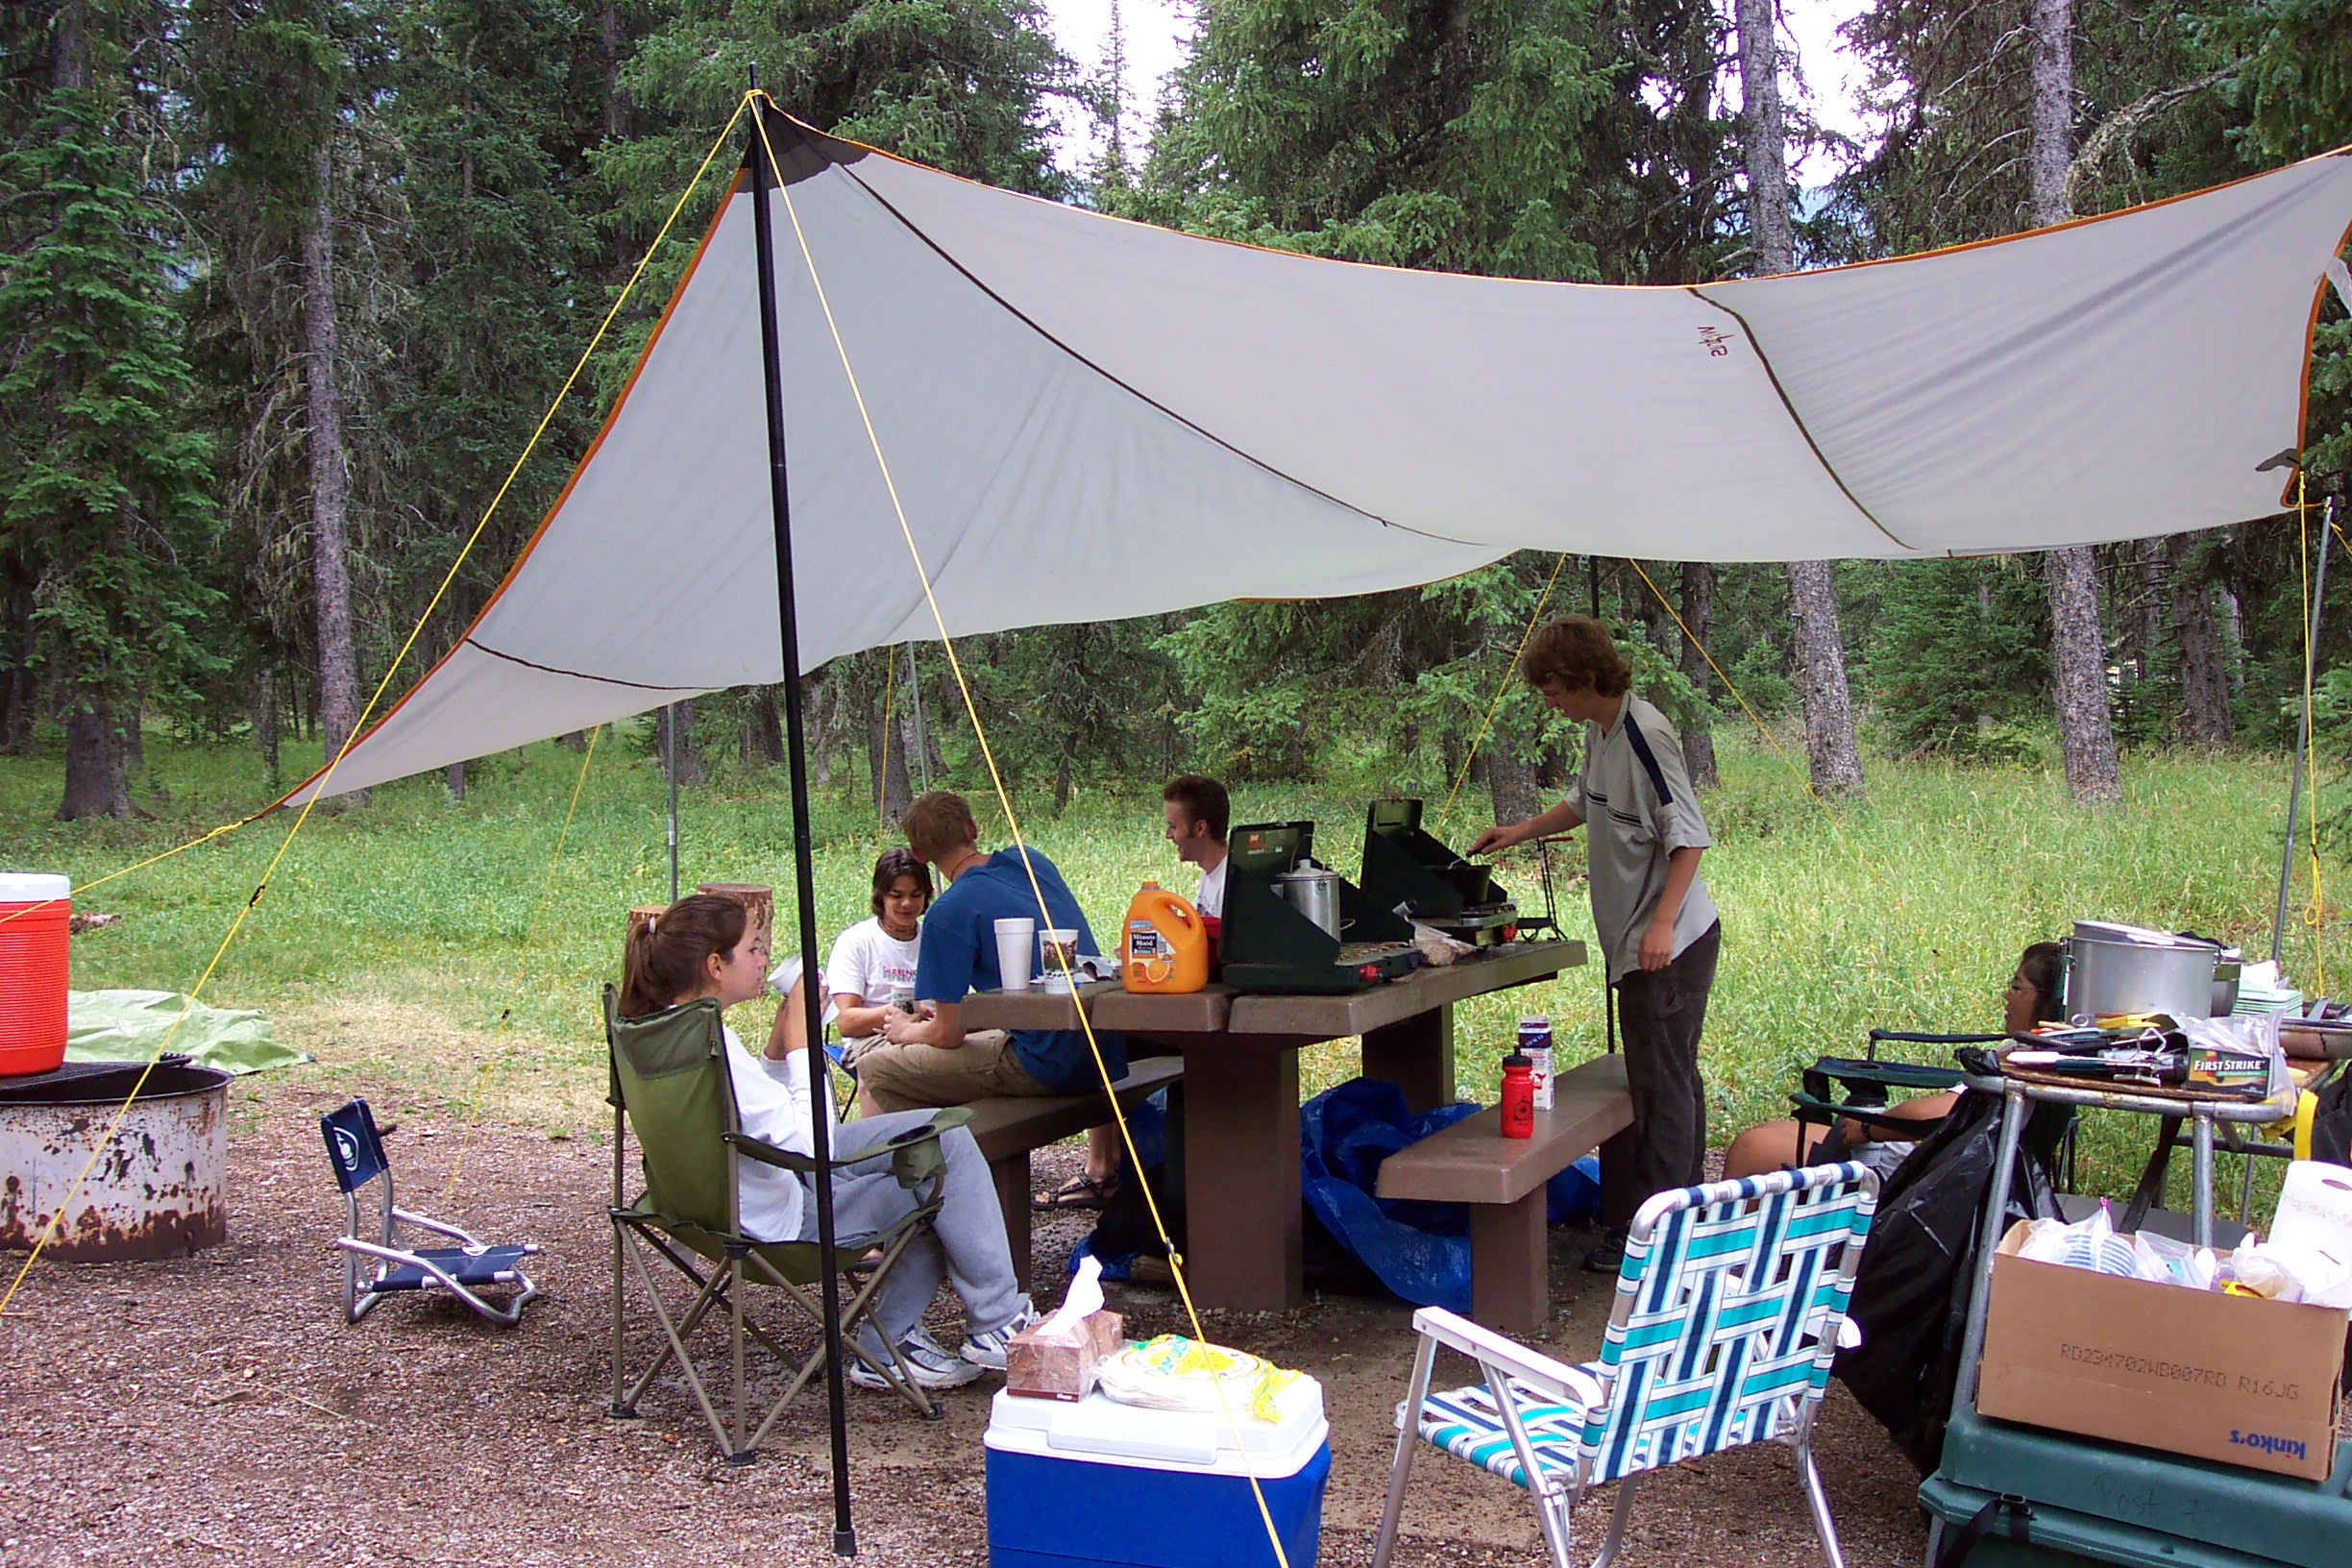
[867,793,1127,1120]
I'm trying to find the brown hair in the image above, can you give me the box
[900,790,979,862]
[620,894,748,1017]
[870,846,934,918]
[1523,615,1632,698]
[2017,942,2065,1023]
[1162,774,1229,843]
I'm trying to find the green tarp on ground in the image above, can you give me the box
[66,990,306,1075]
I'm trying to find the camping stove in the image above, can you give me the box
[0,1059,229,1261]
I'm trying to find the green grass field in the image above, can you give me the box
[1,725,2328,1197]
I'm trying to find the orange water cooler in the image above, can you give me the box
[1122,883,1209,993]
[0,871,70,1076]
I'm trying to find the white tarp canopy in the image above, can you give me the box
[290,111,2352,802]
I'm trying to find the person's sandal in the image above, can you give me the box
[1032,1172,1115,1211]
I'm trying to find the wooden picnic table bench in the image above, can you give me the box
[1375,1053,1632,1331]
[962,938,1587,1310]
[962,1055,1186,1291]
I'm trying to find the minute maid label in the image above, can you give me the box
[1128,919,1168,961]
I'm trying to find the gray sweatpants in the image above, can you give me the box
[1604,920,1721,1228]
[797,1109,1025,1346]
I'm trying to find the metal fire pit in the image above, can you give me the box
[0,1059,230,1261]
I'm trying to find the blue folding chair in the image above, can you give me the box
[321,1097,539,1327]
[1373,1163,1879,1568]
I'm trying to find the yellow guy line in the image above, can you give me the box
[0,104,752,1319]
[1435,551,1568,832]
[2299,477,2327,992]
[1626,559,1869,862]
[751,107,1293,1568]
[0,817,257,934]
[443,723,605,1199]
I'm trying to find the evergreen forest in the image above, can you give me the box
[9,0,2352,828]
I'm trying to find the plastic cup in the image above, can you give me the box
[994,917,1037,992]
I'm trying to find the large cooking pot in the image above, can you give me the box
[1273,866,1342,938]
[2062,920,2221,1021]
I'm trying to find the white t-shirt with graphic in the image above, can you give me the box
[824,917,921,1038]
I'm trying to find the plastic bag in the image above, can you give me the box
[2015,1202,2183,1285]
[1099,1335,1300,1423]
[1297,1077,1601,1312]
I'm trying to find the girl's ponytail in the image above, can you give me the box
[618,894,747,1017]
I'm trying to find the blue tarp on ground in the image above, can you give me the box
[1301,1076,1600,1314]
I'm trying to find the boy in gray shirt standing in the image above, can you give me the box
[1470,615,1720,1272]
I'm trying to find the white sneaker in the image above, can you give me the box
[847,1325,984,1390]
[961,1307,1040,1369]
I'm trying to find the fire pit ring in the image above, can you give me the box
[0,1059,231,1262]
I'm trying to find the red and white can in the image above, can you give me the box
[0,872,70,1076]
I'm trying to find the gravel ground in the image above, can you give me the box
[1,1083,1929,1568]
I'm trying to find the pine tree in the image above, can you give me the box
[0,5,223,818]
[1735,0,1865,799]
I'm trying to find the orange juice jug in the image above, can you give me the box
[1123,882,1209,993]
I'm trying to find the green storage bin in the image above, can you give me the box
[1921,1409,2352,1568]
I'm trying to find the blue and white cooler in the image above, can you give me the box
[983,1373,1331,1568]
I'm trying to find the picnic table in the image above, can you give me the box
[961,938,1586,1310]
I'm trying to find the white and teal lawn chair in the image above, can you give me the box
[1372,1163,1878,1568]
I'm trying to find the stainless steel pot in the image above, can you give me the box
[1274,866,1342,938]
[2212,948,2242,1017]
[2062,921,2221,1021]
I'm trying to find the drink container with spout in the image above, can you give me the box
[1123,883,1209,993]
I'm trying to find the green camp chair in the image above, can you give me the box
[603,986,959,1461]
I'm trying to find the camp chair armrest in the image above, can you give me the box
[1784,1092,1940,1139]
[1409,1306,1604,1406]
[389,1207,483,1248]
[724,1132,823,1173]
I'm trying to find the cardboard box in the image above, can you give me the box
[1978,1219,2348,1481]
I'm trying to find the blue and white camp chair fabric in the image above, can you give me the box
[321,1097,539,1327]
[1372,1162,1878,1568]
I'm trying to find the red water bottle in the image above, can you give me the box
[1500,1051,1534,1139]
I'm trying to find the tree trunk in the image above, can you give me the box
[806,675,833,786]
[446,760,466,801]
[859,671,884,811]
[1486,733,1542,826]
[51,1,86,91]
[2029,0,2119,804]
[120,703,141,775]
[2221,586,2246,692]
[252,666,281,789]
[2047,551,2120,799]
[1053,724,1079,812]
[58,698,131,821]
[881,708,914,825]
[659,698,704,788]
[303,143,359,762]
[1677,563,1719,790]
[1737,0,1864,798]
[747,685,784,766]
[1538,733,1573,792]
[0,559,32,753]
[2170,534,2233,747]
[1786,561,1867,795]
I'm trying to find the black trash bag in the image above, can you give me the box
[1832,1087,2070,1473]
[2311,1067,2352,1167]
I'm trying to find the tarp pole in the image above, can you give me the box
[2272,495,2333,968]
[665,703,679,903]
[747,85,857,1554]
[906,642,930,791]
